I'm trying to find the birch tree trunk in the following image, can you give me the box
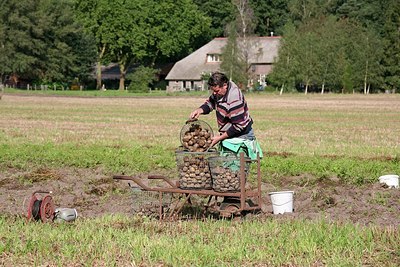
[119,63,126,91]
[363,60,369,94]
[96,62,102,90]
[96,45,106,90]
[305,80,309,95]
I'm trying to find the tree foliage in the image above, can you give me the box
[0,0,96,85]
[193,0,235,39]
[380,0,400,92]
[0,0,398,92]
[220,0,258,89]
[127,66,159,93]
[249,0,290,36]
[75,0,211,90]
[269,14,385,94]
[220,23,247,87]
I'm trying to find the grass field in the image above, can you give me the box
[0,91,399,266]
[1,92,399,183]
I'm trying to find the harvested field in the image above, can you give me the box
[0,93,399,225]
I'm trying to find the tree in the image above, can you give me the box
[0,0,41,83]
[311,16,342,94]
[269,14,385,94]
[149,0,212,64]
[351,26,383,94]
[0,1,11,83]
[334,0,387,34]
[75,0,211,90]
[38,0,96,84]
[381,0,400,92]
[0,0,95,86]
[250,0,291,36]
[127,66,159,93]
[288,0,333,25]
[268,22,299,94]
[75,0,118,89]
[220,23,247,87]
[220,0,258,89]
[293,28,319,94]
[193,0,235,39]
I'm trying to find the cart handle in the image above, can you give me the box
[147,175,177,188]
[113,175,177,189]
[113,175,153,191]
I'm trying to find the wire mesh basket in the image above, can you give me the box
[129,187,173,218]
[175,149,219,190]
[208,155,250,192]
[180,119,213,152]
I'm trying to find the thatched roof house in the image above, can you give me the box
[165,36,281,92]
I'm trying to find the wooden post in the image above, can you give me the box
[240,152,245,211]
[257,153,262,210]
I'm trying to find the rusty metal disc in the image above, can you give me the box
[39,195,55,222]
[27,194,39,220]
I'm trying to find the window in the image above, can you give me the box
[207,54,221,63]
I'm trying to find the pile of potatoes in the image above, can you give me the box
[211,166,241,192]
[177,154,214,189]
[181,123,212,152]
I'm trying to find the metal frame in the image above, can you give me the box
[113,152,262,219]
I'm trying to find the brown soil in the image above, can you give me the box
[0,167,399,226]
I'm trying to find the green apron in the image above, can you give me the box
[218,138,263,160]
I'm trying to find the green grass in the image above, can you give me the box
[1,215,399,266]
[1,142,399,185]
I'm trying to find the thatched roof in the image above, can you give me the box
[166,36,281,81]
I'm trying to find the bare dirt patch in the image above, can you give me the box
[260,175,400,226]
[0,166,399,226]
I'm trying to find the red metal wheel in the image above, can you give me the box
[40,195,55,222]
[27,194,39,220]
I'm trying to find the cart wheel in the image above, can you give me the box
[219,204,240,218]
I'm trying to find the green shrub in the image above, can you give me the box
[127,66,159,93]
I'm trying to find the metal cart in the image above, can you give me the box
[113,152,262,219]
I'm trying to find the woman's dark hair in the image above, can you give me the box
[207,72,229,87]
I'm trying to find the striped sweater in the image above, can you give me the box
[200,81,253,138]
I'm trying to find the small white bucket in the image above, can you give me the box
[268,191,294,214]
[379,174,399,188]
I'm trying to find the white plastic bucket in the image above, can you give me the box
[268,191,294,214]
[379,174,399,188]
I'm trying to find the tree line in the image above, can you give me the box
[0,0,398,93]
[268,0,399,94]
